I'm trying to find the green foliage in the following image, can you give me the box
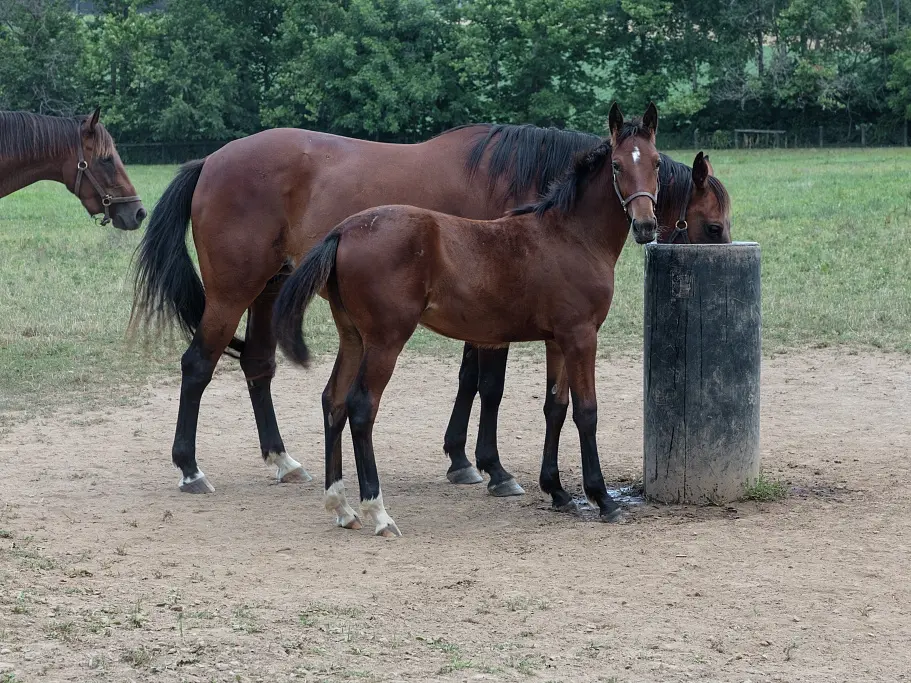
[0,0,86,113]
[0,0,910,141]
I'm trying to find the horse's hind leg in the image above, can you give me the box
[539,341,573,511]
[172,302,248,493]
[347,342,407,537]
[475,347,524,497]
[323,308,363,530]
[240,271,311,484]
[442,343,484,485]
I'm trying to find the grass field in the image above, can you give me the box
[1,148,909,416]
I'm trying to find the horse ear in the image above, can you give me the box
[703,153,715,177]
[692,151,709,189]
[85,107,101,136]
[643,102,658,138]
[608,102,624,139]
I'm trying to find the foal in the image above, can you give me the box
[273,104,661,536]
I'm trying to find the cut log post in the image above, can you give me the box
[643,242,762,504]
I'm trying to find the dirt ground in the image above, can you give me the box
[1,348,910,683]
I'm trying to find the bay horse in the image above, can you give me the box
[0,108,146,230]
[132,104,732,497]
[271,105,661,536]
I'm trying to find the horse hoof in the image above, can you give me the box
[279,466,313,483]
[554,500,578,513]
[488,478,525,497]
[600,508,627,524]
[341,516,363,531]
[377,522,402,538]
[447,466,484,485]
[179,473,215,494]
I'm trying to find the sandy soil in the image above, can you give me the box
[1,348,910,683]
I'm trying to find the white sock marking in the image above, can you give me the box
[267,452,311,482]
[325,480,359,528]
[361,491,400,536]
[180,470,206,486]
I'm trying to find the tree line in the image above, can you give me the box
[2,0,910,146]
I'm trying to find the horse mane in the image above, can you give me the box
[0,111,116,162]
[443,123,601,201]
[508,118,651,219]
[656,153,731,218]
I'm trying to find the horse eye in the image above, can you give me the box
[612,161,620,172]
[705,224,723,238]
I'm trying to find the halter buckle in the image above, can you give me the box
[102,195,113,207]
[77,160,88,171]
[675,219,687,230]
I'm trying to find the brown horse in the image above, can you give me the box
[271,104,661,536]
[132,104,732,496]
[0,108,145,230]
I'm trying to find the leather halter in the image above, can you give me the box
[660,176,693,244]
[612,167,659,216]
[74,135,142,226]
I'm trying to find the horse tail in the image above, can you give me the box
[130,158,245,357]
[273,231,342,367]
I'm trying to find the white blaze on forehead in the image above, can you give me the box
[632,146,641,164]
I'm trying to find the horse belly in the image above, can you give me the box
[419,296,546,346]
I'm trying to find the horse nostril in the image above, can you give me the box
[136,207,148,223]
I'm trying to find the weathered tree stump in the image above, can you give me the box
[643,242,761,504]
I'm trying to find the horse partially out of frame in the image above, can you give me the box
[272,104,663,536]
[132,104,731,496]
[0,108,146,230]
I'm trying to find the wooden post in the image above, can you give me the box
[819,126,824,148]
[861,124,867,147]
[904,120,908,147]
[643,243,762,505]
[734,131,738,149]
[694,128,699,150]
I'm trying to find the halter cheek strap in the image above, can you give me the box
[74,136,142,226]
[660,176,693,244]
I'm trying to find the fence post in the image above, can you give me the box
[819,126,823,148]
[734,131,738,149]
[904,120,908,147]
[694,128,699,150]
[861,124,867,147]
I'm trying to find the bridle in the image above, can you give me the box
[660,176,693,244]
[74,135,142,226]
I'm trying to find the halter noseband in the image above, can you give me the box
[660,176,693,244]
[74,135,142,226]
[612,167,659,217]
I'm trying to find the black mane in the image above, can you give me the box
[508,119,651,219]
[458,123,600,201]
[0,111,115,162]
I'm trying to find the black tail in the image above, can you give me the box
[273,231,342,366]
[130,158,244,357]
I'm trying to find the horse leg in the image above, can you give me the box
[539,341,573,511]
[442,343,484,485]
[240,272,311,484]
[322,314,364,530]
[475,347,524,497]
[347,344,406,538]
[557,328,624,523]
[172,303,248,493]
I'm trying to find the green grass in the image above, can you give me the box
[1,149,910,414]
[743,472,789,502]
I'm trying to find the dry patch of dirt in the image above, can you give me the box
[1,349,910,682]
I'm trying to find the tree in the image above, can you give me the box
[0,0,87,114]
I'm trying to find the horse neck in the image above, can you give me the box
[0,153,67,199]
[562,173,631,264]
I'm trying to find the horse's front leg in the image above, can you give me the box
[475,347,524,496]
[557,327,624,523]
[539,341,573,510]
